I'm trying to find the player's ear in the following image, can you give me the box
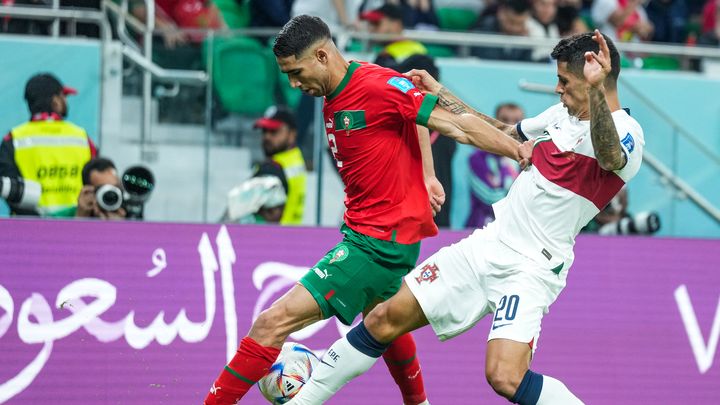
[316,47,329,64]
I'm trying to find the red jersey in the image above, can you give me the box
[323,61,439,244]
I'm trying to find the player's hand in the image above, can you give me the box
[425,176,446,216]
[403,69,442,95]
[583,30,612,89]
[518,140,535,170]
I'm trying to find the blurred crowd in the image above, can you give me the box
[0,1,669,235]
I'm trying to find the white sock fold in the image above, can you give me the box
[536,375,584,405]
[288,337,380,404]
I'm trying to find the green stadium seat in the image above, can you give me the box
[424,43,455,57]
[641,56,681,71]
[436,7,478,31]
[214,0,250,29]
[204,36,277,115]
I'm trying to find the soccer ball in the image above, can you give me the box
[258,342,320,404]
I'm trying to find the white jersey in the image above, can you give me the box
[493,103,644,271]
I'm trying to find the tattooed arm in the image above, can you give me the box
[436,86,525,142]
[405,69,525,142]
[584,30,626,171]
[588,86,626,171]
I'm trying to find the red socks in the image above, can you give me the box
[204,336,281,404]
[382,333,427,405]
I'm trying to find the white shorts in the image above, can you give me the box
[406,224,570,353]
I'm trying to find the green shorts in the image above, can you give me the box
[300,224,421,325]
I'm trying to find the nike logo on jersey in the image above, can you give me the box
[320,359,336,368]
[491,323,512,330]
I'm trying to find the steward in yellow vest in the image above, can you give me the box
[254,106,307,225]
[0,73,96,215]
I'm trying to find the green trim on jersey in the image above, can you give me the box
[334,110,367,131]
[416,94,439,127]
[327,61,361,100]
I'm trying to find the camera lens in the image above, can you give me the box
[95,184,123,212]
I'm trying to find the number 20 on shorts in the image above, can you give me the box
[494,294,520,323]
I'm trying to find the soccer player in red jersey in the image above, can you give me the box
[204,15,527,405]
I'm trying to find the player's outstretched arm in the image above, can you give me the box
[426,105,521,161]
[585,30,626,171]
[405,69,523,142]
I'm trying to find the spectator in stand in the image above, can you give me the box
[292,0,357,32]
[54,157,127,219]
[0,0,50,35]
[527,0,560,61]
[361,3,428,65]
[360,0,440,29]
[249,0,294,27]
[472,0,533,61]
[700,0,720,45]
[591,0,654,42]
[555,0,589,36]
[465,103,522,228]
[0,73,97,216]
[646,0,688,42]
[253,105,307,225]
[222,175,288,224]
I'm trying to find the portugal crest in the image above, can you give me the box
[415,263,440,284]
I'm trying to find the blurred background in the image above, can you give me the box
[0,0,717,238]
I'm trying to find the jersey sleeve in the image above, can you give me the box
[612,114,645,181]
[381,76,439,127]
[516,103,565,140]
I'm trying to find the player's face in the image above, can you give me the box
[277,48,330,97]
[555,61,590,119]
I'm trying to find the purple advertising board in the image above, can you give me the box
[0,219,718,404]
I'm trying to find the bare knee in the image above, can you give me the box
[249,304,293,347]
[485,363,525,399]
[363,302,402,344]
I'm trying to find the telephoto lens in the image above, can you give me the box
[95,184,124,212]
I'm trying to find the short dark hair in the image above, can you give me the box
[500,0,530,14]
[25,73,64,115]
[551,32,621,88]
[273,15,332,58]
[494,102,522,118]
[82,157,116,185]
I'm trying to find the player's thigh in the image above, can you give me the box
[405,234,493,342]
[249,283,323,345]
[363,281,429,343]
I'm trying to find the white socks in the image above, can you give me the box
[536,375,584,405]
[288,337,379,404]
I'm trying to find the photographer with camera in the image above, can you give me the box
[583,186,661,235]
[51,157,155,220]
[75,157,126,219]
[0,73,97,216]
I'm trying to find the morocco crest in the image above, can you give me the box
[415,263,440,284]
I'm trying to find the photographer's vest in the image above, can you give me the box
[11,118,92,214]
[272,147,306,225]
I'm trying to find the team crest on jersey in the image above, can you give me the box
[341,112,353,135]
[387,77,415,93]
[415,263,440,284]
[329,245,349,263]
[621,133,635,153]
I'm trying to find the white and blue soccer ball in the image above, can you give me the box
[258,342,320,404]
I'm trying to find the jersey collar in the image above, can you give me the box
[31,112,63,121]
[327,61,360,101]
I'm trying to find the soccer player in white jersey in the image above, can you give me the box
[287,30,644,405]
